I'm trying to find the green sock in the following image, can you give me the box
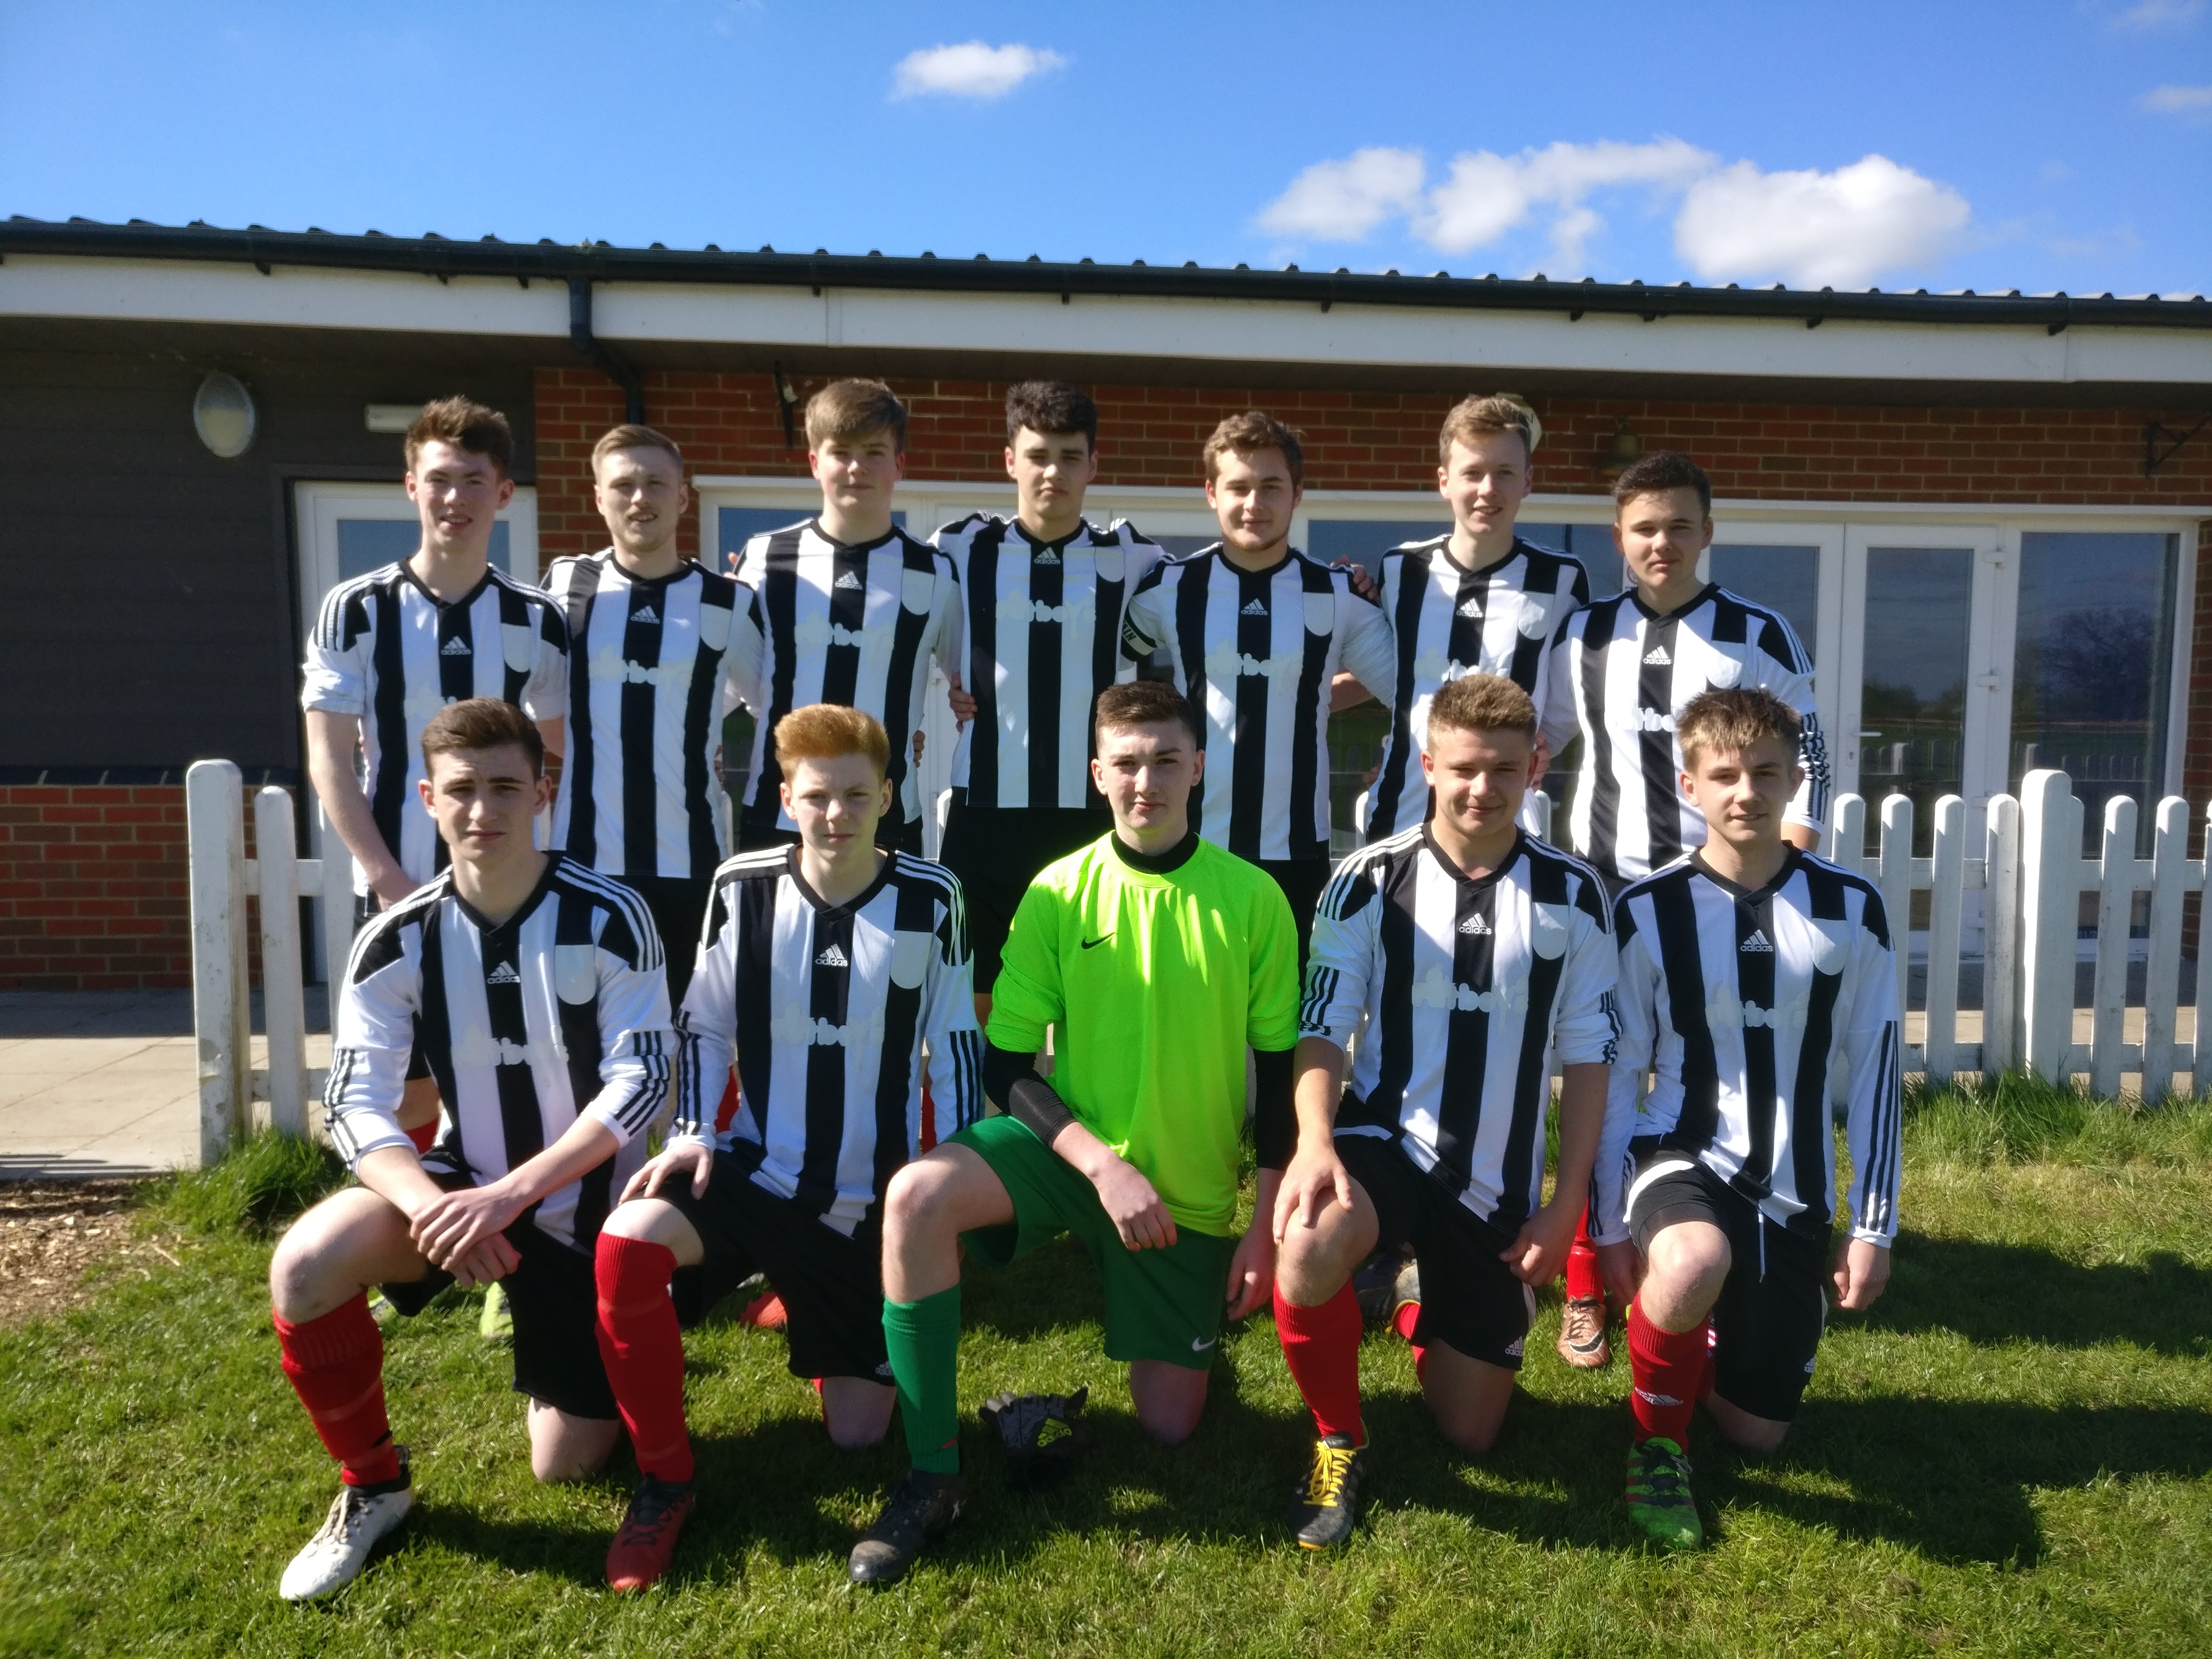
[882,1285,963,1475]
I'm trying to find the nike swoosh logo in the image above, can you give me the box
[1081,935,1112,950]
[1190,1335,1218,1352]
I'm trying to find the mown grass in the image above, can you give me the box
[1,1091,2209,1657]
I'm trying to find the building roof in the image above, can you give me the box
[4,215,2207,332]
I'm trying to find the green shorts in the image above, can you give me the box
[951,1115,1237,1371]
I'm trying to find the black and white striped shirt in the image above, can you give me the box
[302,563,569,893]
[670,846,983,1237]
[547,551,762,880]
[1120,547,1397,861]
[933,514,1164,810]
[323,854,673,1254]
[1365,537,1589,841]
[1595,850,1901,1248]
[727,520,960,835]
[1303,828,1620,1230]
[1549,584,1831,881]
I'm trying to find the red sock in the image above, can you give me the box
[1627,1295,1708,1448]
[1273,1281,1365,1444]
[1386,1297,1429,1381]
[712,1070,741,1137]
[593,1235,694,1485]
[406,1119,438,1155]
[274,1298,400,1487]
[1562,1205,1604,1303]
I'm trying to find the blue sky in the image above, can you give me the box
[3,0,2207,295]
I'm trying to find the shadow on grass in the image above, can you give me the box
[1871,1230,2212,1357]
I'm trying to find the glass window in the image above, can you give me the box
[1307,519,1448,577]
[338,517,513,582]
[1710,544,1819,651]
[1148,533,1219,559]
[2011,532,2180,850]
[1519,522,1626,597]
[1859,547,1973,850]
[716,505,902,567]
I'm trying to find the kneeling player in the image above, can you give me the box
[1270,674,1618,1548]
[590,705,981,1591]
[1598,688,1899,1550]
[855,680,1300,1587]
[266,699,671,1600]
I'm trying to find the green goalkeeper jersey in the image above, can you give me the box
[986,830,1301,1236]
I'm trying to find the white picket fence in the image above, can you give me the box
[183,759,2212,1164]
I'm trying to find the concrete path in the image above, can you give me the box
[0,991,329,1180]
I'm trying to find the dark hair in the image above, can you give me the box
[1428,673,1537,744]
[1005,381,1097,449]
[405,395,514,478]
[1676,687,1802,765]
[592,423,683,473]
[1093,681,1201,748]
[420,697,543,776]
[805,378,908,453]
[1203,410,1304,488]
[1612,450,1711,516]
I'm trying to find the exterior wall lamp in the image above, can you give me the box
[193,370,257,459]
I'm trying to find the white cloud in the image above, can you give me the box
[1674,155,1970,287]
[891,41,1066,101]
[2116,0,2204,27]
[1255,147,1427,241]
[1417,138,1713,262]
[2140,82,2212,117]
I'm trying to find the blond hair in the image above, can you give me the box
[774,703,891,778]
[1676,687,1802,766]
[805,379,907,452]
[1438,393,1541,464]
[591,423,683,475]
[1427,673,1537,744]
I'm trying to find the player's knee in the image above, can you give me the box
[825,1414,889,1451]
[882,1155,953,1238]
[600,1197,667,1243]
[1646,1226,1730,1299]
[1137,1397,1202,1445]
[1275,1230,1349,1306]
[268,1205,343,1314]
[1434,1410,1502,1456]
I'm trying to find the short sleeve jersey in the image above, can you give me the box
[986,833,1300,1235]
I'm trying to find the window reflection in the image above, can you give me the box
[1860,547,1972,853]
[1710,544,1819,652]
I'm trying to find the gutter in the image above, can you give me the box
[568,276,644,424]
[4,218,2208,335]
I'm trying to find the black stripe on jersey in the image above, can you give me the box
[1028,540,1065,808]
[413,901,459,1143]
[1444,559,1486,676]
[731,872,778,1137]
[1229,564,1274,860]
[1359,858,1420,1129]
[1172,561,1212,839]
[878,541,938,809]
[867,873,936,1221]
[1498,849,1573,1226]
[1372,552,1432,831]
[821,539,869,707]
[683,579,736,876]
[1286,561,1335,861]
[554,884,614,1242]
[1649,870,1722,1155]
[560,558,603,866]
[1087,525,1126,802]
[796,905,853,1216]
[369,583,412,872]
[1736,887,1781,1193]
[1580,598,1622,870]
[496,580,536,707]
[755,530,808,807]
[479,912,550,1183]
[1507,549,1582,689]
[965,521,1005,805]
[436,582,477,704]
[1637,613,1682,866]
[1783,858,1854,1232]
[1430,876,1497,1195]
[620,580,667,873]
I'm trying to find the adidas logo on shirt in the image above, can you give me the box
[633,604,659,625]
[815,942,850,968]
[1459,914,1492,935]
[834,571,864,591]
[486,961,521,985]
[1457,596,1484,618]
[440,637,471,656]
[1034,548,1060,565]
[1741,930,1775,952]
[1240,598,1269,615]
[1643,645,1671,666]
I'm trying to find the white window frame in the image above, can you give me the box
[292,481,540,639]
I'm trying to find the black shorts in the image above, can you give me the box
[1254,858,1332,970]
[736,815,922,856]
[653,1150,893,1383]
[940,796,1110,990]
[355,894,433,1082]
[1626,1157,1827,1423]
[1334,1131,1536,1371]
[618,873,715,1009]
[378,1174,616,1419]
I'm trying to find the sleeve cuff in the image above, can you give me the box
[1849,1226,1895,1247]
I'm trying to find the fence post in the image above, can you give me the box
[1925,795,1965,1084]
[254,787,310,1138]
[186,761,249,1165]
[1877,795,1915,1059]
[2141,796,2189,1103]
[2019,769,2079,1083]
[1829,794,1866,877]
[2196,800,2212,1099]
[1983,794,2022,1074]
[2089,795,2137,1100]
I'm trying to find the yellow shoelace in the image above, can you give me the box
[1304,1441,1358,1506]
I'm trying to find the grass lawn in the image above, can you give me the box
[2,1079,2210,1656]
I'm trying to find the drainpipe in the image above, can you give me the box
[568,276,645,423]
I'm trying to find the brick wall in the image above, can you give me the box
[533,367,2212,563]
